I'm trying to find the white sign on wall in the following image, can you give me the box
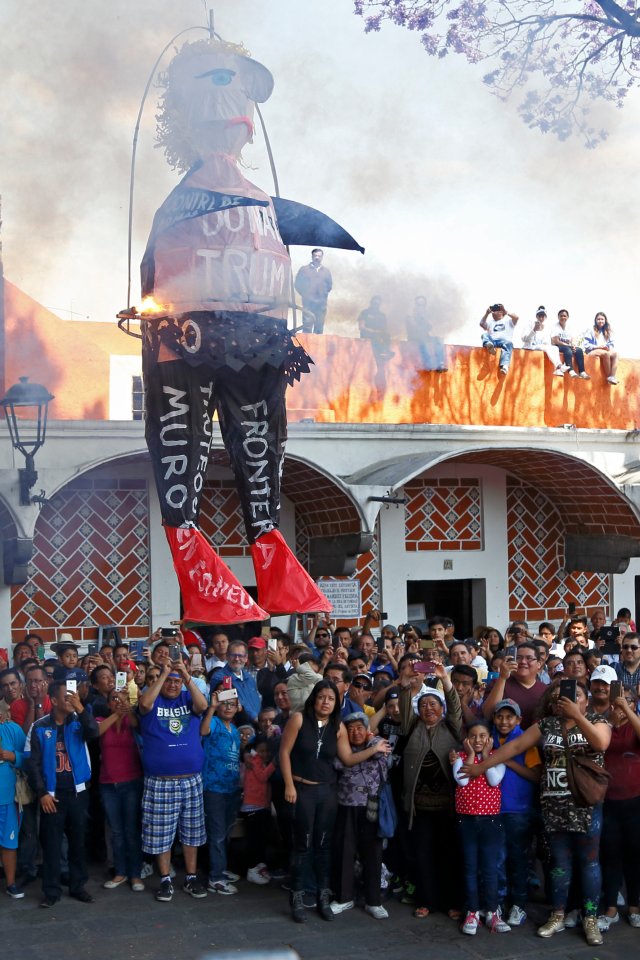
[316,579,362,619]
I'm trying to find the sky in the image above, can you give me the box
[2,0,639,354]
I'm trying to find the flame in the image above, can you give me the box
[140,296,166,315]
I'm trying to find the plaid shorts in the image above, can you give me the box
[142,774,206,854]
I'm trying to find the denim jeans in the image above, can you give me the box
[548,804,603,916]
[457,814,503,912]
[482,334,513,371]
[203,790,241,883]
[100,779,144,879]
[501,812,533,907]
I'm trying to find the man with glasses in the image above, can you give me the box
[615,633,640,689]
[209,641,261,723]
[482,642,545,728]
[348,673,375,717]
[10,666,51,732]
[138,659,208,903]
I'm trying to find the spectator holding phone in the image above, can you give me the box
[25,679,99,908]
[209,641,261,724]
[96,690,144,892]
[482,642,546,729]
[138,660,208,903]
[462,678,611,946]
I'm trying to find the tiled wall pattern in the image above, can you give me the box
[199,481,249,557]
[405,478,483,551]
[11,479,150,643]
[296,522,380,630]
[506,477,610,621]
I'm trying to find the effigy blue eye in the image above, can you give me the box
[196,68,236,86]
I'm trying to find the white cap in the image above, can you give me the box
[590,664,618,685]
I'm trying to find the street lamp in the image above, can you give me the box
[0,376,54,506]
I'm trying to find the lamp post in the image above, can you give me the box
[0,376,54,506]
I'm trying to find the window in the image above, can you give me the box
[132,375,144,421]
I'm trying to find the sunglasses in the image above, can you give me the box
[622,645,640,651]
[316,632,330,637]
[352,681,371,690]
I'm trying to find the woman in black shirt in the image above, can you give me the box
[280,680,390,923]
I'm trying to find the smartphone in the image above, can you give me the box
[609,680,622,702]
[376,636,385,652]
[268,638,278,653]
[414,661,436,675]
[567,601,576,615]
[168,643,181,662]
[379,611,388,620]
[161,627,179,638]
[487,671,500,681]
[218,688,238,703]
[66,679,77,695]
[222,675,233,691]
[87,642,98,655]
[559,678,577,702]
[420,639,435,650]
[115,671,127,691]
[191,653,202,670]
[128,640,145,659]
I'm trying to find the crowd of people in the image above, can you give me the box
[0,605,639,945]
[481,304,620,383]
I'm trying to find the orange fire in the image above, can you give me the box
[140,296,167,315]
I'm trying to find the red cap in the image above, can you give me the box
[248,637,267,649]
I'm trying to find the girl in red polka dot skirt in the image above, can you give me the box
[450,720,509,935]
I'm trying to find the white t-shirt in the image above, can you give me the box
[485,315,516,343]
[550,321,575,346]
[522,322,551,349]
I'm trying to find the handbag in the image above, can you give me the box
[377,781,397,839]
[561,728,610,808]
[14,769,35,808]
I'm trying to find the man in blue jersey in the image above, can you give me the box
[138,659,208,903]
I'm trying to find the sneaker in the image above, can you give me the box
[629,912,640,928]
[564,908,580,928]
[579,371,590,379]
[223,869,240,882]
[569,369,578,378]
[537,912,565,937]
[485,343,497,356]
[330,900,354,915]
[461,911,480,935]
[400,881,416,904]
[365,904,389,919]
[391,876,404,895]
[247,865,270,886]
[498,366,508,377]
[140,863,153,879]
[208,879,238,895]
[553,367,565,377]
[291,890,307,924]
[317,888,334,922]
[583,916,604,945]
[131,880,145,892]
[6,884,25,900]
[560,364,570,373]
[40,896,59,908]
[486,909,511,933]
[270,867,288,881]
[598,911,619,931]
[155,878,174,902]
[302,891,317,908]
[183,877,207,899]
[507,905,527,926]
[608,376,619,385]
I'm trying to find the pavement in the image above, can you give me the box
[3,868,638,960]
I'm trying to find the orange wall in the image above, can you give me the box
[5,282,639,429]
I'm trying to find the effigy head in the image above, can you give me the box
[156,38,274,170]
